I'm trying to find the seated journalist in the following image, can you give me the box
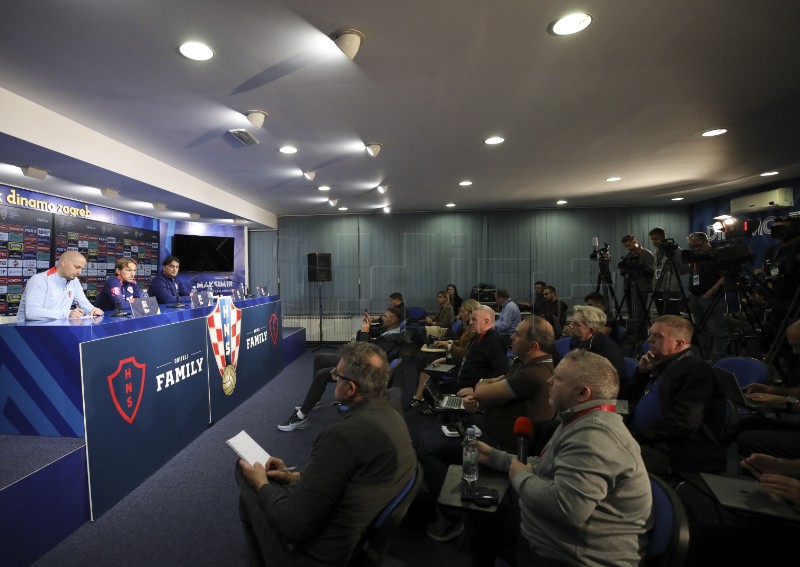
[94,257,143,312]
[17,250,103,322]
[236,342,416,567]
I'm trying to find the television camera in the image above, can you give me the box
[618,254,653,277]
[590,241,611,262]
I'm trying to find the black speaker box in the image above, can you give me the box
[308,253,332,282]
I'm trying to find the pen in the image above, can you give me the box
[285,466,297,471]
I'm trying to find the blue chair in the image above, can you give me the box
[642,339,651,354]
[623,357,639,385]
[555,337,571,358]
[646,474,690,567]
[347,463,423,567]
[713,356,768,387]
[613,324,626,345]
[404,306,428,345]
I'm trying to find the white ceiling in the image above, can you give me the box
[1,1,800,229]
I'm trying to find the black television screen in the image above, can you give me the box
[172,234,235,272]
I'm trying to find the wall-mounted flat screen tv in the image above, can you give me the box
[172,234,235,272]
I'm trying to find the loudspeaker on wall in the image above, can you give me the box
[307,253,332,282]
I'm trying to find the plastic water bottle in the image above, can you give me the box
[462,426,479,487]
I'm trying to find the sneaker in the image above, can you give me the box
[425,515,463,542]
[294,400,323,412]
[277,412,309,432]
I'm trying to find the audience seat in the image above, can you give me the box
[555,337,571,359]
[646,473,690,567]
[623,357,639,386]
[713,356,768,387]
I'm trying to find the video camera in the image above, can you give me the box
[618,255,652,277]
[590,242,610,262]
[681,241,754,266]
[771,216,800,241]
[660,237,679,255]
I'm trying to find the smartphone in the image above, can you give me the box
[461,486,499,506]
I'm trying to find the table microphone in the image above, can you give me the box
[514,416,534,464]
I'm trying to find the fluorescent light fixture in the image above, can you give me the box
[228,129,259,145]
[152,202,167,211]
[605,177,622,182]
[556,200,568,205]
[484,136,504,145]
[445,203,456,208]
[550,13,593,35]
[365,143,382,157]
[383,206,391,213]
[245,110,268,129]
[760,171,779,177]
[279,145,298,154]
[459,180,473,187]
[303,171,316,180]
[377,185,388,194]
[318,185,330,192]
[21,165,48,180]
[671,197,684,201]
[702,128,727,137]
[101,187,120,198]
[331,28,365,60]
[179,41,214,61]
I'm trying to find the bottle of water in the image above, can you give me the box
[462,426,479,486]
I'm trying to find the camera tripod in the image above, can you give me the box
[619,276,651,352]
[646,251,690,319]
[594,260,622,317]
[312,281,336,351]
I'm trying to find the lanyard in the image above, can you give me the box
[562,404,617,428]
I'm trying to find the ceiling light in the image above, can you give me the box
[556,200,568,205]
[549,13,593,36]
[702,128,727,137]
[484,136,504,145]
[303,171,316,181]
[338,206,348,211]
[228,129,259,146]
[245,110,268,129]
[605,177,622,182]
[21,165,48,180]
[328,199,338,206]
[152,202,167,211]
[712,214,732,221]
[365,143,382,157]
[712,221,724,232]
[331,28,365,60]
[459,180,473,187]
[446,203,456,208]
[101,187,120,198]
[279,145,298,154]
[318,185,331,192]
[189,213,201,219]
[383,206,391,213]
[179,41,214,61]
[760,171,779,177]
[671,197,684,201]
[377,185,389,194]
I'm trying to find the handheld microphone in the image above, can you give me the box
[514,416,534,464]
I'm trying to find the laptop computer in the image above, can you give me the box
[699,472,800,522]
[714,367,771,409]
[423,362,456,374]
[424,380,467,411]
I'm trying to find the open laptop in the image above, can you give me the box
[699,472,800,522]
[423,362,456,374]
[714,367,771,409]
[424,380,467,411]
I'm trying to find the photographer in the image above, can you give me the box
[620,235,654,332]
[686,232,728,361]
[648,227,688,315]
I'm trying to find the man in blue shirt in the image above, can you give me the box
[494,288,521,347]
[148,255,193,305]
[17,250,103,322]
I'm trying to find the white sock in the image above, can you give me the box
[297,410,306,419]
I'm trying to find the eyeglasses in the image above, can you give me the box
[330,368,360,388]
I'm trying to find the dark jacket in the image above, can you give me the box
[148,271,192,305]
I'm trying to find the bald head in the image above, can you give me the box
[788,320,800,356]
[57,251,87,281]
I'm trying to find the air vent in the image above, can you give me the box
[228,129,259,146]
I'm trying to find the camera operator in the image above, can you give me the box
[620,235,654,332]
[686,232,728,361]
[649,227,688,315]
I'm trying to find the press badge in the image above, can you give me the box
[692,274,700,286]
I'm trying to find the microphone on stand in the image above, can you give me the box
[514,416,534,464]
[110,296,128,317]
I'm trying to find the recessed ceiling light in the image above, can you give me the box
[445,203,456,208]
[318,185,330,191]
[556,200,568,205]
[484,136,504,145]
[701,128,727,137]
[606,177,622,182]
[279,145,298,154]
[338,206,348,211]
[179,41,214,61]
[671,197,685,201]
[550,13,593,36]
[760,171,779,176]
[459,180,473,187]
[383,206,391,213]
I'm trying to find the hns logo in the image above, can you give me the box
[108,357,146,424]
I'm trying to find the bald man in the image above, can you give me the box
[17,250,103,322]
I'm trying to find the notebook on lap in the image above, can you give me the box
[424,380,467,411]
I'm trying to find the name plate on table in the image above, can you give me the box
[191,290,212,308]
[131,297,161,317]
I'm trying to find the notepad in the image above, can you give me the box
[227,430,271,466]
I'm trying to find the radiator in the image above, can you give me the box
[283,314,358,342]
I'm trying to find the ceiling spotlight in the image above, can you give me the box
[459,180,473,187]
[377,185,389,194]
[556,200,568,205]
[245,110,268,129]
[318,185,331,192]
[179,41,214,61]
[701,128,727,137]
[228,129,259,146]
[279,145,298,154]
[383,206,391,213]
[152,202,167,211]
[328,199,338,207]
[21,165,48,180]
[605,177,622,182]
[549,13,593,36]
[101,187,120,198]
[303,171,316,181]
[760,171,779,177]
[365,143,382,157]
[331,28,365,60]
[484,136,504,145]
